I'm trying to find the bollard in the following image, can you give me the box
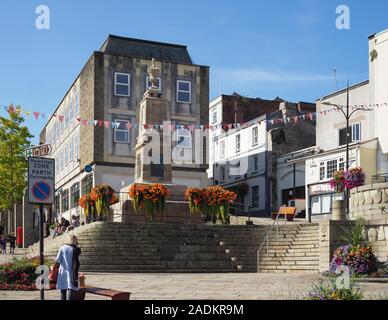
[332,200,347,221]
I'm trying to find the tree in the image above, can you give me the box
[0,107,33,211]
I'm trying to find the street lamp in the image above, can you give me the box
[321,81,372,218]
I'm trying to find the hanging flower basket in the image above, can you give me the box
[330,170,346,193]
[184,188,204,213]
[78,194,95,219]
[184,186,237,224]
[344,167,365,189]
[330,167,365,192]
[90,184,117,218]
[129,183,169,219]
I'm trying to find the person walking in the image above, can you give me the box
[7,232,16,254]
[54,234,81,300]
[0,235,6,255]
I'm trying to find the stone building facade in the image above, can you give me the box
[39,35,209,221]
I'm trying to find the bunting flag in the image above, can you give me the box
[4,100,388,132]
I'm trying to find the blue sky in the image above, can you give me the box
[0,0,387,144]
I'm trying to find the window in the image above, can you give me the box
[220,140,225,158]
[56,121,60,141]
[352,123,361,142]
[60,150,64,171]
[319,162,325,180]
[253,155,259,172]
[81,175,93,195]
[61,189,69,213]
[235,134,241,153]
[74,92,79,115]
[74,134,79,159]
[326,160,338,179]
[69,138,74,162]
[176,129,191,148]
[220,166,226,182]
[60,116,64,133]
[176,80,191,103]
[252,186,259,208]
[212,111,217,124]
[64,104,69,128]
[64,143,68,166]
[69,98,74,123]
[55,195,60,216]
[114,72,130,96]
[114,119,130,143]
[339,158,345,171]
[52,124,56,143]
[70,183,80,209]
[146,76,161,90]
[55,155,59,174]
[339,123,361,146]
[252,127,258,146]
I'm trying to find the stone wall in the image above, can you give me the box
[350,182,388,220]
[319,219,388,272]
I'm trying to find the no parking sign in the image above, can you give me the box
[28,157,55,204]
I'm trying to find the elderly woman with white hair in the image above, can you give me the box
[54,233,81,300]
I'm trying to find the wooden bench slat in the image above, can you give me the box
[81,286,131,300]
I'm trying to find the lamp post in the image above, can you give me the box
[321,81,372,218]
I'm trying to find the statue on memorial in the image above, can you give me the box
[147,58,160,90]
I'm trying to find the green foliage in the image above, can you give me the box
[0,109,33,211]
[0,257,53,290]
[305,280,363,300]
[340,217,367,247]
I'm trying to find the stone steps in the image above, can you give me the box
[27,222,261,273]
[258,224,319,274]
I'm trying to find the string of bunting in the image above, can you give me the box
[2,102,388,130]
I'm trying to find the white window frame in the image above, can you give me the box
[212,111,217,124]
[69,137,74,162]
[220,140,225,158]
[146,76,161,90]
[64,104,69,128]
[114,119,130,143]
[252,127,258,146]
[114,72,130,97]
[319,162,325,180]
[176,128,192,149]
[64,143,69,166]
[176,80,191,103]
[74,134,79,159]
[352,123,361,142]
[235,134,241,153]
[74,92,79,115]
[69,97,74,124]
[253,155,259,172]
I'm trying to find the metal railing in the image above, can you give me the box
[256,213,281,271]
[372,173,388,184]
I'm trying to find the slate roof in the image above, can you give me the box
[99,34,193,64]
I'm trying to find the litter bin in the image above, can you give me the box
[16,227,23,248]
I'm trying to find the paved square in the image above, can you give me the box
[1,273,388,300]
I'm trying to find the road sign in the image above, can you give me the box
[84,165,93,173]
[28,157,55,205]
[25,144,52,159]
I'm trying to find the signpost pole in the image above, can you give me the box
[39,204,45,301]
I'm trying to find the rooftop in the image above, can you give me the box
[99,34,193,64]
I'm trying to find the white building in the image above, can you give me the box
[302,29,388,220]
[211,101,316,216]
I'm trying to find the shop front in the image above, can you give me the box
[308,182,344,219]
